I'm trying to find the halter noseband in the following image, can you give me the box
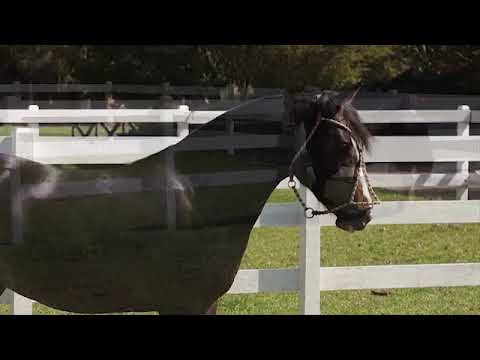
[287,97,380,219]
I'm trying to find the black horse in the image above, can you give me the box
[0,89,375,314]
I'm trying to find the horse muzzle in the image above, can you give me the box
[334,207,372,232]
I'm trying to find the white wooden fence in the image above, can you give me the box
[1,104,480,315]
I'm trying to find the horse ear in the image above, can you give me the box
[345,87,361,105]
[336,87,361,115]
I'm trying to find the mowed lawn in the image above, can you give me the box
[219,189,480,315]
[0,125,112,137]
[2,188,480,315]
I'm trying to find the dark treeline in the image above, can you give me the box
[2,45,480,94]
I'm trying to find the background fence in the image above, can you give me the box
[1,103,480,315]
[5,82,480,110]
[0,82,284,110]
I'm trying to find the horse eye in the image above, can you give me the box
[340,141,350,150]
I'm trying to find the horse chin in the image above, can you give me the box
[335,219,365,232]
[335,211,372,233]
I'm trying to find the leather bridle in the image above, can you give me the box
[287,94,380,219]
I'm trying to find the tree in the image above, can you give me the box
[199,45,406,92]
[4,45,480,95]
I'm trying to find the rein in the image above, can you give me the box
[288,113,380,219]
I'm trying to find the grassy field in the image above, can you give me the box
[0,125,112,137]
[2,188,480,315]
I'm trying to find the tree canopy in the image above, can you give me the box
[1,45,480,94]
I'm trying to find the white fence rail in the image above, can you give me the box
[1,105,479,315]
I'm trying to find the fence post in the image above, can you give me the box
[6,290,33,315]
[13,105,40,157]
[176,105,190,139]
[220,84,229,101]
[165,105,190,230]
[105,81,112,99]
[457,105,470,200]
[28,82,33,104]
[6,105,39,315]
[6,81,22,109]
[5,106,39,315]
[11,110,39,243]
[298,183,321,315]
[27,105,40,130]
[226,118,235,156]
[13,81,21,98]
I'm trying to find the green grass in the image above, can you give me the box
[220,188,480,315]
[2,186,480,315]
[0,125,114,137]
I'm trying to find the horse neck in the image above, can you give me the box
[166,117,293,226]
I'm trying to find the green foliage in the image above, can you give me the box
[0,45,210,85]
[200,45,403,90]
[383,45,480,93]
[2,45,480,94]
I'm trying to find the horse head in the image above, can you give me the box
[287,88,379,232]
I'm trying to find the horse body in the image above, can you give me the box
[0,96,293,314]
[0,91,375,314]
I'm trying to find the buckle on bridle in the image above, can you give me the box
[305,208,315,219]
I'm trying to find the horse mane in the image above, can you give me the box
[340,101,372,151]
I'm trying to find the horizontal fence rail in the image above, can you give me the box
[255,200,480,227]
[3,134,480,164]
[228,263,480,294]
[8,171,480,202]
[1,104,480,315]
